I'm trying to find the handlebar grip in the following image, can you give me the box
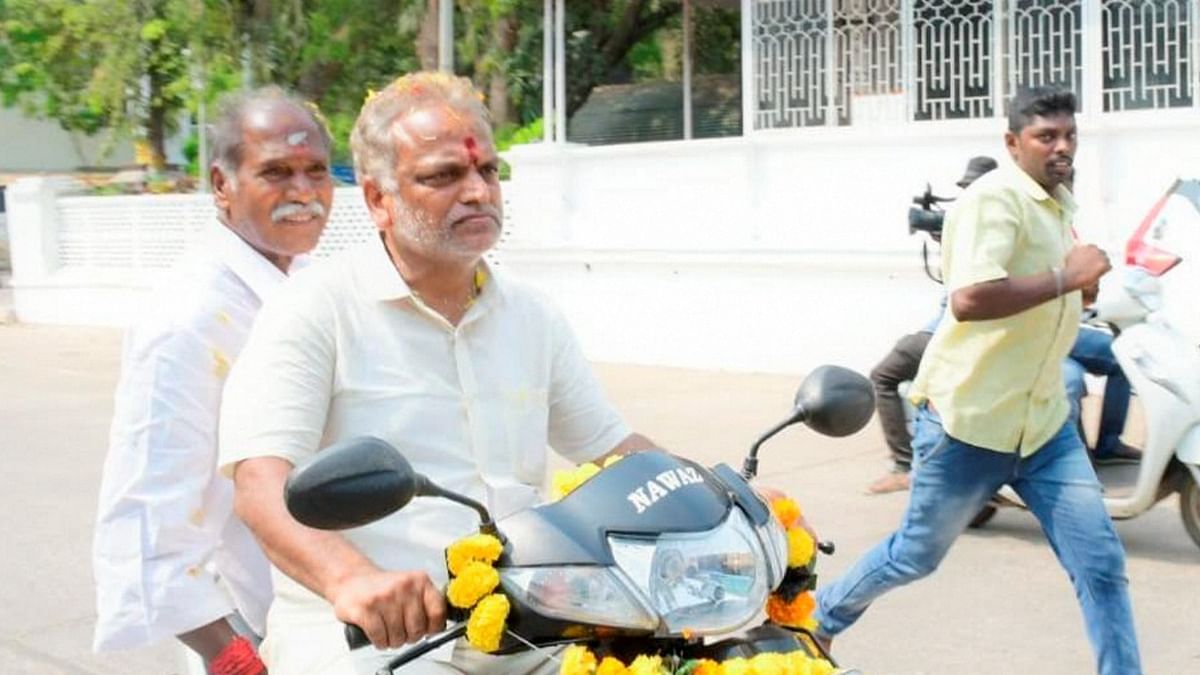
[345,623,371,650]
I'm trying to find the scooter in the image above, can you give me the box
[972,179,1200,549]
[283,366,876,674]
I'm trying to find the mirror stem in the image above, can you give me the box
[420,478,506,544]
[742,411,802,479]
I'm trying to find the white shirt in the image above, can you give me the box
[218,238,630,673]
[93,223,289,650]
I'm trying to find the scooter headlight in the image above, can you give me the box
[608,508,771,635]
[499,565,658,630]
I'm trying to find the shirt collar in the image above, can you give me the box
[354,234,504,306]
[204,221,297,302]
[1005,162,1077,215]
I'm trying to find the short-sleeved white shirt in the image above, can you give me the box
[218,237,630,671]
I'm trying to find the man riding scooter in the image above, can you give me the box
[867,158,1138,495]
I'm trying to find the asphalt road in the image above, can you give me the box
[1,323,1197,675]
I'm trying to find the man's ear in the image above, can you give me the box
[211,165,233,213]
[1003,130,1018,158]
[361,178,394,233]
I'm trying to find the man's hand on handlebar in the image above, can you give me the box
[329,568,447,649]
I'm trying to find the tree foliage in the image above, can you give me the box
[0,0,711,173]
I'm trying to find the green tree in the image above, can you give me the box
[1,0,235,167]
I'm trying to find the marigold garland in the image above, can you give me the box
[786,527,816,569]
[558,646,838,675]
[766,495,820,631]
[445,532,508,652]
[446,532,503,576]
[465,593,509,653]
[446,560,499,609]
[551,454,624,500]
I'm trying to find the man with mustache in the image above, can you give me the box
[217,72,656,674]
[93,87,334,674]
[814,87,1142,674]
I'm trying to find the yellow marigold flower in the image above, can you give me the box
[446,533,503,576]
[602,454,625,468]
[446,560,499,608]
[747,652,789,675]
[466,593,509,652]
[552,462,602,500]
[690,659,721,675]
[626,654,664,675]
[786,653,835,675]
[766,590,816,628]
[559,645,597,675]
[786,526,816,569]
[717,657,752,675]
[596,656,629,675]
[770,497,802,528]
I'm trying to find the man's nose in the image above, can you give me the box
[459,168,490,203]
[286,172,319,201]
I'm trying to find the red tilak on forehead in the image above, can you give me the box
[464,136,479,164]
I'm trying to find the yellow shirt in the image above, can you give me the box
[909,163,1080,455]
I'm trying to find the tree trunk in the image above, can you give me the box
[147,71,167,171]
[417,0,439,70]
[487,15,518,127]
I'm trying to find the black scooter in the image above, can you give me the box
[284,365,875,675]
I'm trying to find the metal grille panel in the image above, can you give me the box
[1008,1,1084,105]
[751,0,1197,128]
[754,0,831,129]
[911,0,995,120]
[1102,0,1194,110]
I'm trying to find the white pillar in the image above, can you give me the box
[438,0,454,73]
[682,0,693,140]
[543,0,554,142]
[554,0,566,143]
[991,0,1006,118]
[6,178,62,285]
[1081,0,1105,117]
[825,0,837,125]
[740,0,755,134]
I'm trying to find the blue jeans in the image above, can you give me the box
[815,405,1141,675]
[1063,327,1131,457]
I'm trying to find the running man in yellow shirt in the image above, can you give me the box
[814,87,1141,675]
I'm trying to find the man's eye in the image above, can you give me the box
[262,167,288,179]
[423,169,458,183]
[308,165,329,177]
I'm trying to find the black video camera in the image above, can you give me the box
[908,184,955,240]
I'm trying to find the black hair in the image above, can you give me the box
[1007,86,1077,133]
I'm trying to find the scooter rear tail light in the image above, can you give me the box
[1126,181,1185,277]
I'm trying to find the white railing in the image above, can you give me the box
[48,187,516,276]
[752,0,1198,128]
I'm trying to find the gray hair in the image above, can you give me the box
[209,86,333,184]
[350,72,491,193]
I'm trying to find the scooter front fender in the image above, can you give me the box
[1176,424,1200,466]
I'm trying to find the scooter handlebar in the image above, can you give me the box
[345,622,371,650]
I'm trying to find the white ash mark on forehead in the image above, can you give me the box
[287,131,309,146]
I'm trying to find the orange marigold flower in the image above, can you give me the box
[766,590,816,628]
[769,497,802,528]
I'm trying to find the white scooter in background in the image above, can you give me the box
[973,179,1200,549]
